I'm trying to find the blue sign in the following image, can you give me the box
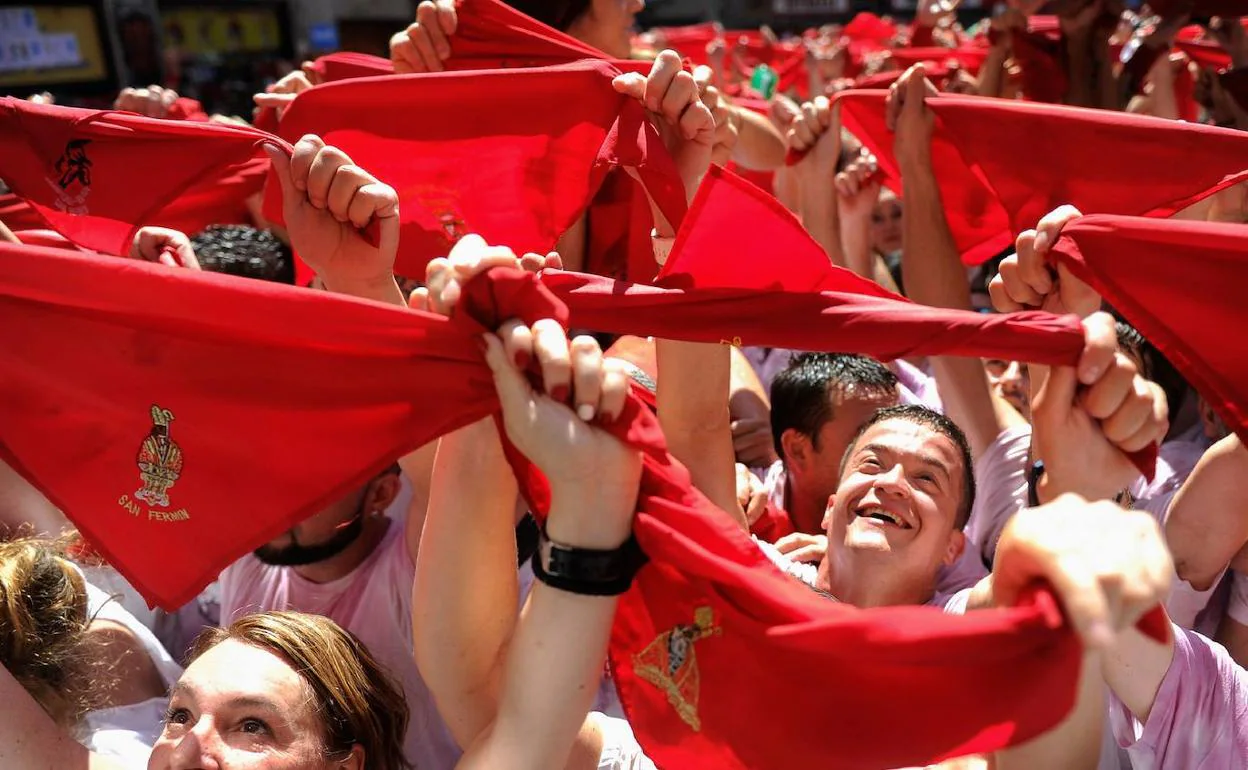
[308,22,339,51]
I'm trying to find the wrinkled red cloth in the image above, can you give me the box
[267,61,688,281]
[309,0,649,81]
[0,97,283,255]
[0,238,1157,770]
[166,97,210,122]
[890,46,990,73]
[0,192,44,232]
[1051,215,1248,448]
[834,91,1248,263]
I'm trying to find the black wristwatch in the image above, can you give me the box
[530,524,647,596]
[1027,459,1045,508]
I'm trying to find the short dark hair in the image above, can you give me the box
[190,225,295,284]
[504,0,592,31]
[839,404,976,530]
[769,353,899,460]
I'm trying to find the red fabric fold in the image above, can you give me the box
[266,61,688,281]
[1050,215,1248,449]
[0,238,1128,769]
[834,91,1248,264]
[309,0,649,82]
[0,98,285,255]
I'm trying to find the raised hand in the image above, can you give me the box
[993,493,1172,650]
[613,50,716,204]
[253,69,315,119]
[835,152,882,223]
[988,205,1102,317]
[1032,312,1169,503]
[114,85,178,119]
[788,95,839,176]
[414,234,562,318]
[484,319,641,546]
[264,135,401,304]
[390,0,458,74]
[129,226,199,270]
[885,64,939,174]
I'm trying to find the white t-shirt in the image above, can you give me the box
[591,712,657,770]
[219,516,461,770]
[78,579,183,766]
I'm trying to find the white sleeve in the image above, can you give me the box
[590,713,657,770]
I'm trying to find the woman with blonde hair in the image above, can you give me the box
[0,549,410,770]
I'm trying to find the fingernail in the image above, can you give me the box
[551,385,570,403]
[577,404,596,422]
[1079,363,1102,385]
[514,350,530,369]
[1034,232,1050,252]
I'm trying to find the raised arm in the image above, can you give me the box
[889,66,1026,458]
[265,137,404,307]
[0,663,124,770]
[615,53,742,523]
[457,317,642,770]
[1164,434,1248,591]
[787,95,846,265]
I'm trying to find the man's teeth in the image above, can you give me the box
[858,507,904,527]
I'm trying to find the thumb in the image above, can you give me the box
[1035,363,1079,429]
[612,72,647,100]
[263,144,297,210]
[904,64,929,110]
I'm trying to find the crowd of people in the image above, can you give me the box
[1,0,1246,768]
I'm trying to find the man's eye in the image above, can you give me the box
[241,718,270,736]
[860,458,881,471]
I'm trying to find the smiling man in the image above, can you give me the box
[814,405,974,610]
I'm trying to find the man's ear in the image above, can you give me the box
[942,529,966,568]
[781,429,811,472]
[820,493,836,531]
[364,472,402,515]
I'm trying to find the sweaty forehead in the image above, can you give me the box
[852,419,962,471]
[180,639,312,709]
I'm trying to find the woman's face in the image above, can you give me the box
[871,195,903,255]
[568,0,645,60]
[148,639,350,770]
[984,358,1030,420]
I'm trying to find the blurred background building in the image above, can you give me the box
[1,0,992,112]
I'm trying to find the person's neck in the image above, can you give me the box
[817,552,934,609]
[293,515,391,584]
[785,475,829,536]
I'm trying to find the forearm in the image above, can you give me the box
[0,664,118,770]
[459,487,634,770]
[839,208,875,281]
[412,418,522,748]
[1102,623,1175,724]
[901,165,1018,456]
[1163,434,1248,590]
[458,583,614,770]
[798,175,845,266]
[657,339,745,525]
[994,651,1105,770]
[978,44,1010,99]
[729,105,787,170]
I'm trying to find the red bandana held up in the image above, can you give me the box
[309,0,650,83]
[0,98,283,255]
[1050,215,1248,448]
[0,239,1163,769]
[832,91,1248,263]
[266,60,688,281]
